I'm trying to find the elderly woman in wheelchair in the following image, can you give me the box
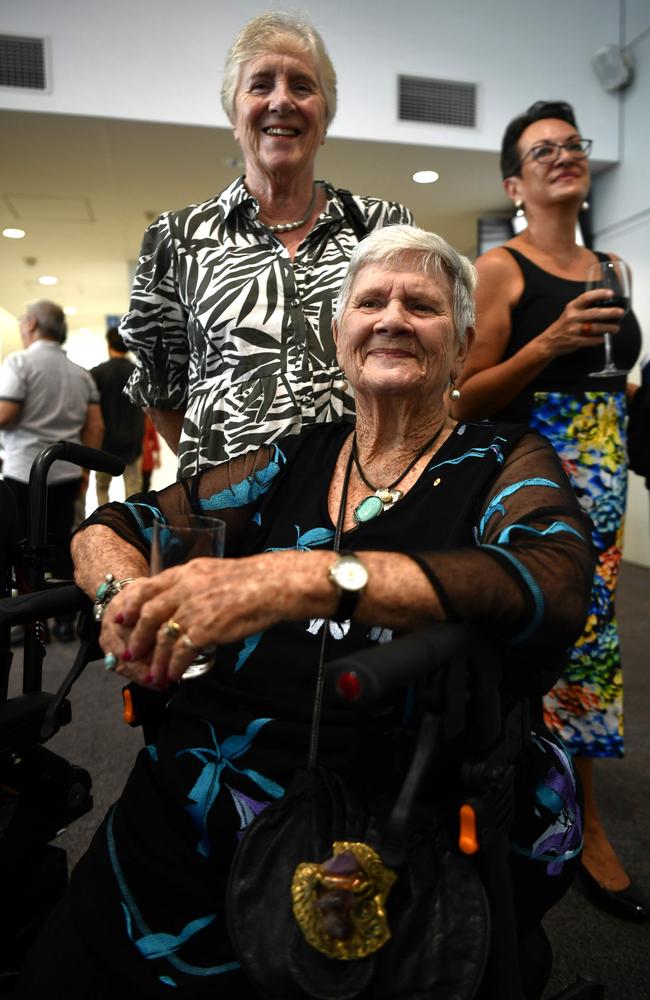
[17,226,594,999]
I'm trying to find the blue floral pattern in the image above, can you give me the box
[533,391,626,757]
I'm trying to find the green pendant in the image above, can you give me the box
[354,495,384,523]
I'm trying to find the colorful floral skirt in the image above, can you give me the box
[530,391,626,758]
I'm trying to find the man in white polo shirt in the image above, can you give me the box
[0,300,104,640]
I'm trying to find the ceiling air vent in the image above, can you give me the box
[398,75,476,128]
[0,34,47,90]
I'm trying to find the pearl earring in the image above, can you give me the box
[582,199,590,211]
[449,380,461,401]
[515,200,525,218]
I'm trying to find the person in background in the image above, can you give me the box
[0,300,103,641]
[119,10,412,479]
[454,100,646,922]
[91,329,145,504]
[140,414,161,493]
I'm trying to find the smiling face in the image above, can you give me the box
[506,117,590,210]
[334,260,469,406]
[233,49,327,182]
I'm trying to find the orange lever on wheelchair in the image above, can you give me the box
[458,803,479,855]
[122,687,138,727]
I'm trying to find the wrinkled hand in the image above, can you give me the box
[113,552,321,687]
[539,288,623,357]
[99,579,156,687]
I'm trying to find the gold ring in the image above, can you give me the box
[581,321,593,335]
[163,619,183,640]
[181,632,201,652]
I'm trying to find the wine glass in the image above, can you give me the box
[586,259,632,377]
[151,514,226,679]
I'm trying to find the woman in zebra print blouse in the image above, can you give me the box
[119,11,413,479]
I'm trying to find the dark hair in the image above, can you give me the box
[500,100,578,179]
[106,328,128,353]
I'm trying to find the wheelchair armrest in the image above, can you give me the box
[325,622,470,711]
[0,585,90,629]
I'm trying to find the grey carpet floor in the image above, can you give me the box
[6,561,650,998]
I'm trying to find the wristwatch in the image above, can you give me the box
[328,551,369,622]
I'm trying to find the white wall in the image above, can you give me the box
[592,0,650,567]
[0,0,621,159]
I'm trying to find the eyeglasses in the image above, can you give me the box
[520,138,592,167]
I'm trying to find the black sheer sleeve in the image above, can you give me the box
[75,445,283,561]
[406,433,595,652]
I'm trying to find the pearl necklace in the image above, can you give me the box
[352,425,446,524]
[262,185,317,233]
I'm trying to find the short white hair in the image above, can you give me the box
[335,225,477,343]
[221,11,337,127]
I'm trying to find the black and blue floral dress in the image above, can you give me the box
[68,421,593,995]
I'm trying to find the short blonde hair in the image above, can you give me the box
[335,225,477,344]
[221,11,337,127]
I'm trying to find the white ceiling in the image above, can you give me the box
[0,108,512,339]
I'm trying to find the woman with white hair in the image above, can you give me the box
[119,10,412,479]
[19,226,593,998]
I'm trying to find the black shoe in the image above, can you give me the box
[579,863,650,922]
[52,620,76,643]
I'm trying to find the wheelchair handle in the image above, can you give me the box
[28,442,125,547]
[325,622,470,710]
[0,584,90,629]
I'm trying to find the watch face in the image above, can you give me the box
[334,555,368,591]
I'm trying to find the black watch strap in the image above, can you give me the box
[335,587,361,622]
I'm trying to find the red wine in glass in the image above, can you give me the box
[586,260,632,377]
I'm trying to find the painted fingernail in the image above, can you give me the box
[114,613,125,624]
[121,649,133,662]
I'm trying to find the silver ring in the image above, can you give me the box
[104,652,118,672]
[163,619,183,640]
[181,632,201,652]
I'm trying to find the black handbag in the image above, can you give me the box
[627,383,650,484]
[227,764,490,1000]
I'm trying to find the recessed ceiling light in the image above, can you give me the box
[3,227,26,239]
[38,275,58,285]
[63,306,78,316]
[412,170,439,184]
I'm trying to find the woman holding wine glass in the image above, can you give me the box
[455,100,646,922]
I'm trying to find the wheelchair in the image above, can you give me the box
[0,444,604,999]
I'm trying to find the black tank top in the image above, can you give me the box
[494,247,641,422]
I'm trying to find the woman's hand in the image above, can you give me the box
[537,288,623,358]
[114,552,334,686]
[99,580,157,687]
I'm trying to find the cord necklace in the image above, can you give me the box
[351,423,446,524]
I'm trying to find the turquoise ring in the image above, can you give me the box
[104,652,118,672]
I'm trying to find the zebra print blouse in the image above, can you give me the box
[120,177,413,478]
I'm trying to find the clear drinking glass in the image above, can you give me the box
[586,259,632,377]
[150,514,226,679]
